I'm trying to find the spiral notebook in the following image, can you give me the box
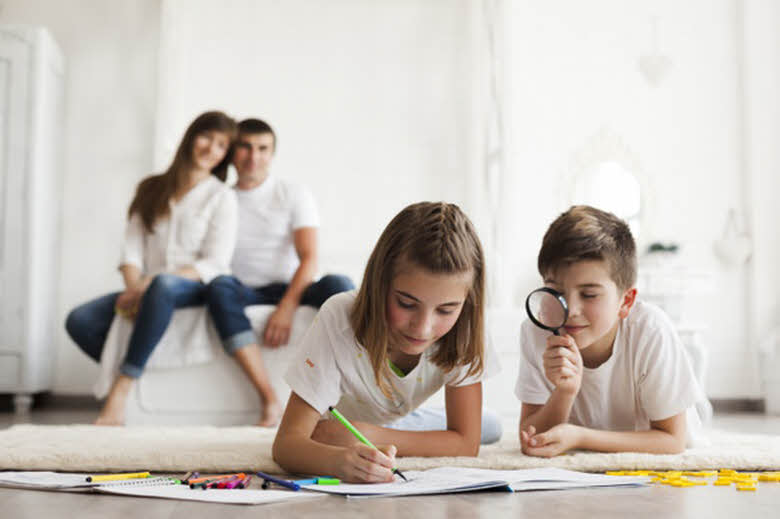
[0,471,321,505]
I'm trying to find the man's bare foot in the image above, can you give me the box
[257,400,282,427]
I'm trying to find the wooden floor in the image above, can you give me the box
[2,407,780,518]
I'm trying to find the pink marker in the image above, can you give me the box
[238,475,252,489]
[225,478,243,489]
[216,475,239,489]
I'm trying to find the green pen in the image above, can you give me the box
[328,406,408,481]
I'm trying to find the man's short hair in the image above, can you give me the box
[537,205,637,290]
[237,118,276,148]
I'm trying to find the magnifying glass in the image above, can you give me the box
[525,287,569,336]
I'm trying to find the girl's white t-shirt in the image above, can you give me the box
[515,300,706,442]
[285,291,499,425]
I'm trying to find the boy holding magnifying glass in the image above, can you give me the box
[515,205,707,456]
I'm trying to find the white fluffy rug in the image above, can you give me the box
[1,425,779,473]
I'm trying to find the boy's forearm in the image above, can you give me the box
[577,427,686,454]
[521,390,576,433]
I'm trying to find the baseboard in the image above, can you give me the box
[0,392,100,412]
[0,393,767,415]
[710,398,765,413]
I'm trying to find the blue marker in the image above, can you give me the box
[256,471,300,491]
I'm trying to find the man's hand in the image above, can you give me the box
[543,334,583,396]
[520,423,583,457]
[263,301,296,347]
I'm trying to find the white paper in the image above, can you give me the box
[301,467,648,497]
[0,471,94,489]
[96,486,322,505]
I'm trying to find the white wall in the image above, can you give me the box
[503,0,762,398]
[0,0,161,393]
[743,0,780,373]
[154,0,479,283]
[2,0,776,399]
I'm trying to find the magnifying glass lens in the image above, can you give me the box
[527,290,567,330]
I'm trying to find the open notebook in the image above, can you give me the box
[0,472,320,505]
[301,467,649,498]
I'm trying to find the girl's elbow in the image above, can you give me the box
[271,437,288,467]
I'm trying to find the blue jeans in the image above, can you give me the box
[65,274,206,378]
[386,407,503,445]
[205,274,354,353]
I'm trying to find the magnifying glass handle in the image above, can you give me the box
[552,329,561,336]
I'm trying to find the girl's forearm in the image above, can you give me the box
[578,427,686,454]
[272,434,346,476]
[353,422,480,457]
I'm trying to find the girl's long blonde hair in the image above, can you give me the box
[349,201,486,398]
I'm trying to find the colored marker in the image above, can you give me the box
[328,406,407,481]
[85,471,150,483]
[317,477,341,485]
[188,473,245,485]
[238,475,252,489]
[256,471,301,491]
[224,478,244,489]
[215,476,239,489]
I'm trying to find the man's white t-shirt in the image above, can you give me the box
[285,291,500,425]
[515,300,706,444]
[231,175,319,287]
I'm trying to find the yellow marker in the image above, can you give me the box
[86,471,150,483]
[736,485,756,492]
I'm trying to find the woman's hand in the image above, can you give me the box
[520,423,583,457]
[543,334,583,396]
[115,288,143,319]
[333,443,398,483]
[115,277,150,319]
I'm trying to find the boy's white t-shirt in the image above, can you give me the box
[231,175,319,287]
[515,300,706,442]
[285,291,500,425]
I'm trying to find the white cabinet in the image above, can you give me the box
[0,25,64,413]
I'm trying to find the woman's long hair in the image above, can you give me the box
[128,111,237,232]
[349,201,487,398]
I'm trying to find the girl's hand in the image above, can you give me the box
[334,443,398,483]
[520,423,582,457]
[543,334,583,396]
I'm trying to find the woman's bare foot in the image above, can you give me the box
[95,375,134,426]
[257,399,282,427]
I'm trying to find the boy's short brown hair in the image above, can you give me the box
[538,205,637,290]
